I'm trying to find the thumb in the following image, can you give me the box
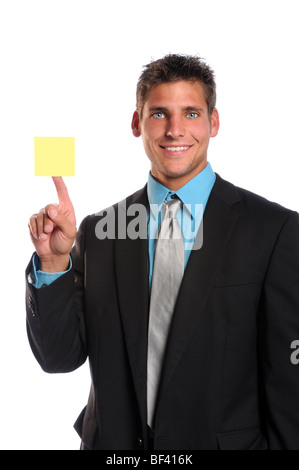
[47,205,77,240]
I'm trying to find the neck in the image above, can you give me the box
[151,161,207,191]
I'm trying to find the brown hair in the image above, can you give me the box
[136,54,217,118]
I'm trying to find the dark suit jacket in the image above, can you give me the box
[26,174,299,450]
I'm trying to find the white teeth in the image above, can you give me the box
[165,146,190,151]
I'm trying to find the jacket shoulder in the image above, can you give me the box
[78,184,148,231]
[214,173,295,219]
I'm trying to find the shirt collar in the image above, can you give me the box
[147,162,216,218]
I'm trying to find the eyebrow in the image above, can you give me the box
[148,106,205,113]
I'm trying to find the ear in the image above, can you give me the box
[131,110,141,137]
[210,108,220,138]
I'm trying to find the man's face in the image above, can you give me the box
[132,80,219,190]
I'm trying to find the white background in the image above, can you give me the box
[0,0,298,450]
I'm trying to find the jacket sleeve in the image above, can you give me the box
[259,210,299,449]
[25,216,89,373]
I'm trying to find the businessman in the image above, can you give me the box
[26,54,299,450]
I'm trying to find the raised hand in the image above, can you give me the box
[28,177,77,272]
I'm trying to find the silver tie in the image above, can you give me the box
[147,198,185,428]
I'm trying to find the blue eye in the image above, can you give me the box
[186,112,198,119]
[153,112,165,119]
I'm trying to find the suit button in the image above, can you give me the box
[137,437,143,447]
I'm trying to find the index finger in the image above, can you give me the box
[52,176,71,204]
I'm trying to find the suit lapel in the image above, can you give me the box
[157,175,241,397]
[114,185,149,426]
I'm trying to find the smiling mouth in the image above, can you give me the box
[160,145,191,152]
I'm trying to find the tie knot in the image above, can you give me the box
[164,198,181,219]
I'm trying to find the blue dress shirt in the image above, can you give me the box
[147,161,215,289]
[32,162,215,289]
[30,253,72,289]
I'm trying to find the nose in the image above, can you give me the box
[166,115,185,139]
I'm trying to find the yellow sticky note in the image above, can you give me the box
[34,137,75,176]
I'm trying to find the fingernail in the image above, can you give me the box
[39,233,47,241]
[49,209,57,218]
[44,224,51,232]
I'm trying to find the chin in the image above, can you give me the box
[164,166,193,179]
